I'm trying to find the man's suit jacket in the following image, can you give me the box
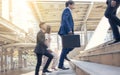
[58,7,74,36]
[34,30,48,54]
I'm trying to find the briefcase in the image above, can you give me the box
[62,35,81,48]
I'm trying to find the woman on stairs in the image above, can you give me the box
[34,22,53,75]
[42,25,59,71]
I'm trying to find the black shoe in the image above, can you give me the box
[65,56,71,61]
[43,70,52,73]
[108,40,120,45]
[58,67,69,70]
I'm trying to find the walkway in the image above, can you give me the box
[1,62,76,75]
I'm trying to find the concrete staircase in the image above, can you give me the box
[20,62,76,75]
[70,42,120,75]
[70,60,120,75]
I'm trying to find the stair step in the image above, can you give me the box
[79,42,120,67]
[71,60,120,75]
[45,70,76,75]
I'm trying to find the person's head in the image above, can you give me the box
[39,22,47,33]
[46,25,51,34]
[65,0,75,10]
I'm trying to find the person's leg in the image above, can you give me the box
[108,19,120,41]
[58,48,68,68]
[105,3,120,43]
[105,2,120,26]
[65,48,74,61]
[66,48,74,55]
[41,56,48,70]
[43,51,53,72]
[105,3,112,18]
[105,1,117,18]
[110,9,120,26]
[35,54,42,75]
[51,52,59,69]
[107,6,120,41]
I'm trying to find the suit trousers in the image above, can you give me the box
[35,50,53,75]
[42,51,59,69]
[58,48,73,68]
[105,2,120,41]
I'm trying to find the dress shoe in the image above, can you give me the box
[58,67,69,70]
[108,40,120,45]
[42,70,52,73]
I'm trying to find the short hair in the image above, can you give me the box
[39,22,46,28]
[46,25,51,34]
[65,0,75,7]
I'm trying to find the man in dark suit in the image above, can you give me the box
[58,1,75,70]
[105,0,120,44]
[34,22,53,75]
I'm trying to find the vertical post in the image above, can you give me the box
[1,47,4,72]
[9,0,13,21]
[84,23,88,46]
[83,2,94,47]
[23,50,27,68]
[10,48,14,70]
[0,0,2,16]
[4,48,8,72]
[0,47,4,72]
[24,58,27,68]
[0,47,1,71]
[18,49,22,68]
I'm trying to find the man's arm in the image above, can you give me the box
[63,9,72,34]
[111,0,117,7]
[111,0,120,7]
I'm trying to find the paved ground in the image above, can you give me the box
[0,67,34,75]
[1,62,76,75]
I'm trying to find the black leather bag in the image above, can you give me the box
[62,35,81,48]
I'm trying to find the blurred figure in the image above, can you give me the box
[42,25,59,71]
[58,0,75,70]
[34,22,53,75]
[105,0,120,45]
